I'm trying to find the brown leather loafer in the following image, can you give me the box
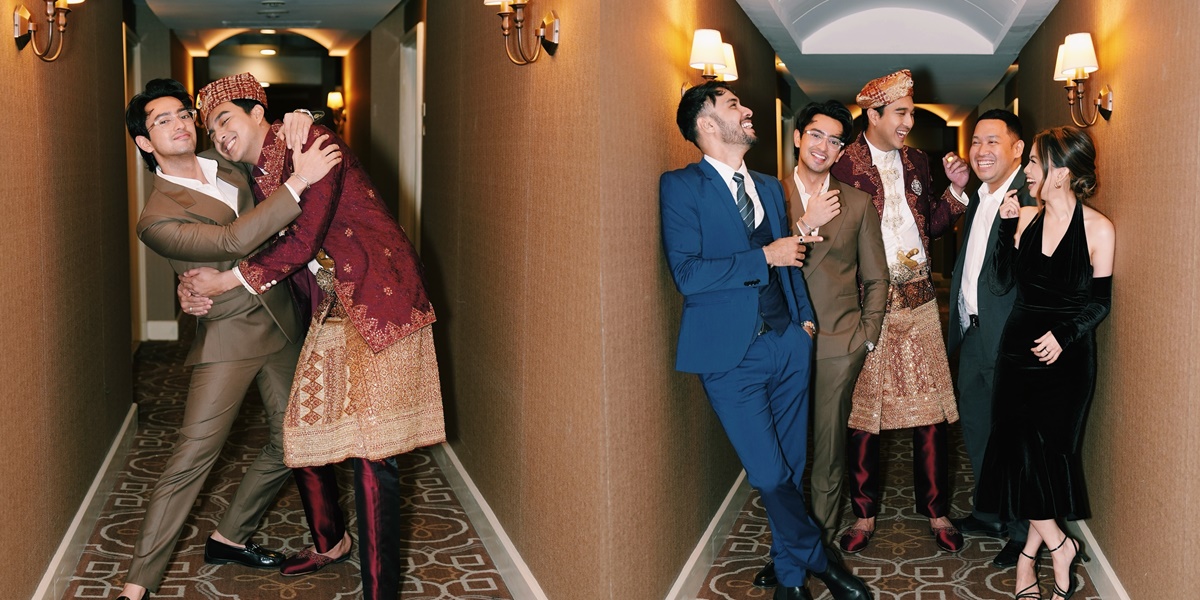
[837,527,874,554]
[931,525,964,553]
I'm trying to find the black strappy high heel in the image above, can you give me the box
[1048,536,1082,599]
[1016,549,1041,599]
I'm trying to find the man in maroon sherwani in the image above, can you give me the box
[828,69,971,556]
[183,72,445,600]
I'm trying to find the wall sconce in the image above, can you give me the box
[689,29,726,80]
[12,0,85,62]
[715,43,738,82]
[483,0,560,65]
[327,89,346,132]
[1054,32,1113,127]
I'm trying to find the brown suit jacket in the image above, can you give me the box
[782,173,889,360]
[136,151,303,366]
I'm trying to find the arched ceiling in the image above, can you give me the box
[139,0,405,56]
[740,0,1059,122]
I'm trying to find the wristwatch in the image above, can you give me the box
[801,320,816,336]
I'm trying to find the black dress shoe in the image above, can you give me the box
[773,585,814,600]
[754,560,778,588]
[951,514,1007,537]
[116,594,150,600]
[204,537,285,569]
[812,560,871,600]
[993,538,1030,568]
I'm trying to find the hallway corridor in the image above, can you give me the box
[60,324,513,600]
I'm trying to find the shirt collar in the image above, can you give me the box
[863,136,898,166]
[156,155,220,188]
[976,166,1021,203]
[793,168,830,199]
[703,155,748,183]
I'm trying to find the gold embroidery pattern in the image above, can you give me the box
[284,317,445,467]
[848,269,958,434]
[383,287,393,296]
[345,228,354,237]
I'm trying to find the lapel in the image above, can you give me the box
[214,157,257,214]
[899,146,924,217]
[253,123,288,200]
[982,170,1029,259]
[843,135,885,217]
[802,177,847,272]
[784,173,842,273]
[152,172,237,225]
[751,171,781,238]
[697,159,752,243]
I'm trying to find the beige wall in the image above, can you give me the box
[1017,0,1200,596]
[0,0,133,596]
[422,1,775,598]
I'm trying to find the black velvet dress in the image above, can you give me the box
[976,200,1110,521]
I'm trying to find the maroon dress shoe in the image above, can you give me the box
[837,527,874,554]
[931,525,964,552]
[280,544,353,577]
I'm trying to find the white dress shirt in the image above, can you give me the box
[792,169,829,236]
[704,155,763,228]
[959,167,1020,327]
[865,138,926,267]
[156,156,241,213]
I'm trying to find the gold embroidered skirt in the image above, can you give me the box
[848,264,958,434]
[284,294,446,468]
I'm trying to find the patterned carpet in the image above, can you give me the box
[696,425,1101,599]
[61,333,512,600]
[696,273,1102,599]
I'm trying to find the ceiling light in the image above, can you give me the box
[260,28,276,34]
[260,48,277,56]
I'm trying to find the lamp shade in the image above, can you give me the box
[1052,44,1069,81]
[327,91,345,111]
[1061,33,1099,76]
[716,43,738,82]
[689,29,726,69]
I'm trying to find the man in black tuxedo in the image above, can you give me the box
[947,109,1036,567]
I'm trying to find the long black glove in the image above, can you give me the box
[988,215,1019,297]
[1051,275,1112,347]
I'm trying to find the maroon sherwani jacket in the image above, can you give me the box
[829,132,966,253]
[239,123,435,353]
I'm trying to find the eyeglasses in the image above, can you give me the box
[803,129,846,149]
[147,108,198,132]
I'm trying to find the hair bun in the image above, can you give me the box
[1071,174,1097,201]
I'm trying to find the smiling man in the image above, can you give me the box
[660,82,870,600]
[946,109,1036,568]
[184,72,445,600]
[829,69,970,555]
[117,78,339,600]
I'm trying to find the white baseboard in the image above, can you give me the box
[1065,520,1131,600]
[31,404,138,600]
[146,320,179,341]
[665,471,751,600]
[429,443,549,600]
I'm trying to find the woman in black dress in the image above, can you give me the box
[977,126,1114,600]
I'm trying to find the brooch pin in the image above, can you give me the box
[910,179,922,195]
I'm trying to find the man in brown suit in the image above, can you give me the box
[752,100,888,589]
[115,79,339,600]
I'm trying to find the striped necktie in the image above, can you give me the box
[732,172,754,235]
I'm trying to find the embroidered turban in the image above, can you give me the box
[196,72,268,125]
[856,69,914,110]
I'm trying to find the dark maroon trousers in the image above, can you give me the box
[290,270,403,600]
[845,421,951,519]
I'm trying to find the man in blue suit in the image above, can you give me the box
[660,81,871,600]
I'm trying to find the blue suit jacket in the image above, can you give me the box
[660,160,816,374]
